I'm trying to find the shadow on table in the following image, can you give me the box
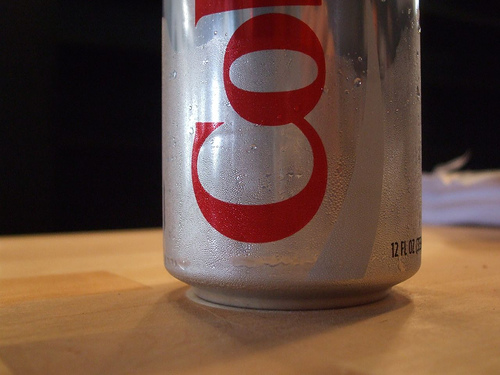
[0,284,414,374]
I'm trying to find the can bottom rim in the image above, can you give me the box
[188,286,391,311]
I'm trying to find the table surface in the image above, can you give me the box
[1,226,499,375]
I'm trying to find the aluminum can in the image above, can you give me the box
[162,0,421,309]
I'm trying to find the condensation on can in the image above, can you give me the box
[162,0,421,310]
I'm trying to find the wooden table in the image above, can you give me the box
[1,226,499,374]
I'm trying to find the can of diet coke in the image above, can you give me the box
[162,0,421,309]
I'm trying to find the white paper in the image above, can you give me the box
[422,154,500,226]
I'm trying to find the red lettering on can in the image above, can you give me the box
[224,13,325,126]
[195,0,322,25]
[192,7,327,243]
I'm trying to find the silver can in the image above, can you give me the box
[162,0,421,309]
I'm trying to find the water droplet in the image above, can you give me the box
[418,26,422,33]
[169,70,177,79]
[354,77,362,87]
[408,8,412,15]
[214,31,218,35]
[416,86,421,98]
[202,59,209,65]
[250,144,257,150]
[358,56,363,62]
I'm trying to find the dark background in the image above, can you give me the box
[1,0,499,235]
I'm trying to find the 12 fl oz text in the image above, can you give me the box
[391,237,421,258]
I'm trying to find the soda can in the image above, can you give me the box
[162,0,421,309]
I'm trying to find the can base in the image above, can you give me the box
[189,286,391,310]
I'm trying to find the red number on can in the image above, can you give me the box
[192,12,327,243]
